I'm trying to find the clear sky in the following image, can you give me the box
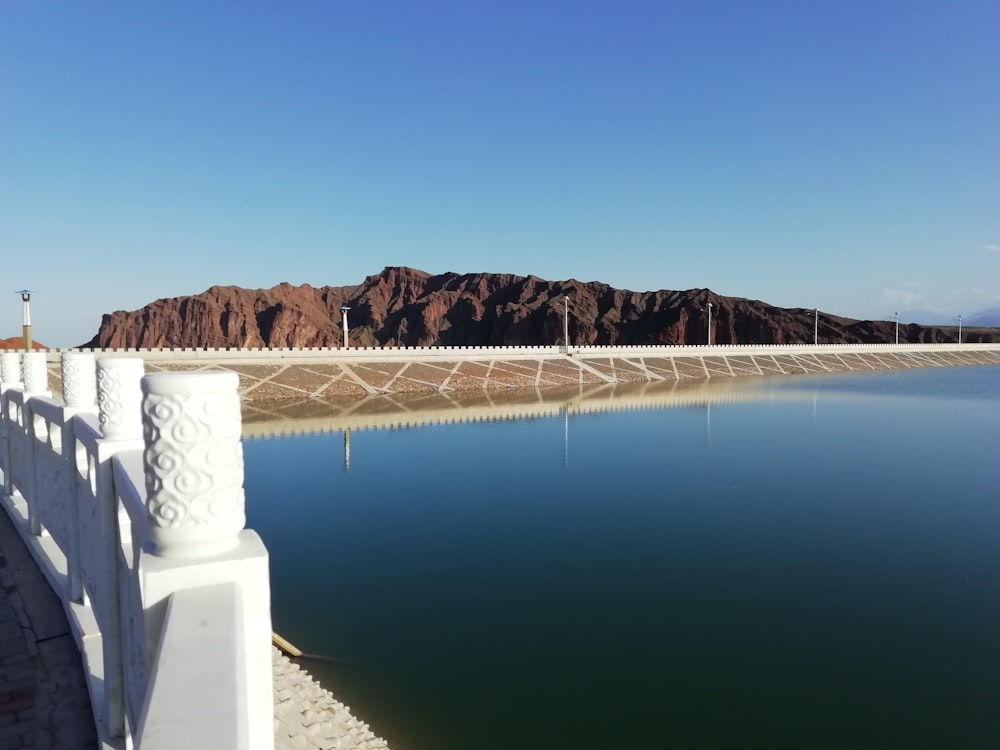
[2,1,998,346]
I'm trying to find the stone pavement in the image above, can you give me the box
[0,510,98,750]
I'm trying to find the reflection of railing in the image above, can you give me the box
[0,351,272,750]
[240,378,813,438]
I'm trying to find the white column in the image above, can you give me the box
[22,352,49,394]
[140,371,245,559]
[59,352,99,605]
[0,353,23,495]
[62,352,98,408]
[97,358,145,441]
[0,352,22,390]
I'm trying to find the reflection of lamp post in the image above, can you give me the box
[340,305,351,349]
[15,290,32,350]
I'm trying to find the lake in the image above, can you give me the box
[244,365,1000,750]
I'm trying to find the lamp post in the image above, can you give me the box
[340,305,351,349]
[894,311,899,345]
[706,302,713,346]
[562,296,569,352]
[958,314,962,344]
[15,290,32,350]
[814,308,818,345]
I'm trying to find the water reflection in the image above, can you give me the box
[243,366,1000,750]
[241,376,820,439]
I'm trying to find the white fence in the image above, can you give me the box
[0,351,273,750]
[25,341,1000,365]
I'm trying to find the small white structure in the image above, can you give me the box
[0,352,273,750]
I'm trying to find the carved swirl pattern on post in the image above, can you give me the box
[61,353,97,408]
[0,352,21,385]
[22,352,48,394]
[97,359,144,441]
[141,372,245,558]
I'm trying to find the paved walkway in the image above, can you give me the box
[0,510,97,750]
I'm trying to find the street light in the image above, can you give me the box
[706,302,713,346]
[894,311,899,345]
[814,308,818,345]
[340,305,351,349]
[958,314,963,344]
[15,290,33,350]
[562,296,570,352]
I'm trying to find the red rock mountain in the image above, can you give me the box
[85,267,994,349]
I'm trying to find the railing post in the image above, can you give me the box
[63,351,98,409]
[22,351,50,396]
[0,351,22,390]
[141,371,245,559]
[22,352,50,535]
[61,352,98,603]
[0,352,24,493]
[98,358,144,442]
[134,371,273,750]
[94,357,147,739]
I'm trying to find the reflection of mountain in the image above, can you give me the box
[241,378,813,438]
[86,266,999,348]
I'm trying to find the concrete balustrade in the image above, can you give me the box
[23,341,1000,367]
[0,352,273,750]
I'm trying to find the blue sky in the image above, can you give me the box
[2,1,998,346]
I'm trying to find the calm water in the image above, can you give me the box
[245,366,1000,750]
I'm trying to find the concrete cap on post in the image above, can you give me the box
[22,352,49,394]
[97,358,145,440]
[140,371,245,559]
[61,352,98,408]
[0,352,22,388]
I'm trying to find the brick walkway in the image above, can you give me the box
[0,510,97,750]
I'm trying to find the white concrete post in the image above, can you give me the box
[140,371,245,559]
[0,353,23,492]
[60,352,99,604]
[0,352,22,391]
[20,353,50,535]
[134,371,273,750]
[22,352,49,395]
[97,358,145,441]
[62,351,98,409]
[83,357,146,741]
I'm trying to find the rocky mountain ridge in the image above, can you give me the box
[85,267,997,349]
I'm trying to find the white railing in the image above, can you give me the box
[25,340,1000,366]
[0,351,273,750]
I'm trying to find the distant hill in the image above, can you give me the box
[898,310,958,326]
[965,308,1000,327]
[85,267,1000,349]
